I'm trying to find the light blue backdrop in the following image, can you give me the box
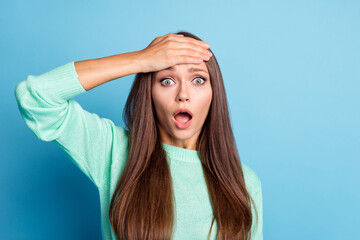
[1,0,359,239]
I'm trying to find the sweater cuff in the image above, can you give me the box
[35,61,86,102]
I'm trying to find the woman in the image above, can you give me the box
[15,31,263,240]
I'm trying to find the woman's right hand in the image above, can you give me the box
[135,33,213,73]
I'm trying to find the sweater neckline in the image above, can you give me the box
[161,142,201,163]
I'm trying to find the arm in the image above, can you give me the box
[74,51,143,91]
[74,33,212,91]
[14,55,139,188]
[14,33,211,188]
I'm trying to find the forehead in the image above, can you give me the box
[154,62,209,77]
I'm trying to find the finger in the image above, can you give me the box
[175,56,204,65]
[170,42,212,57]
[172,48,211,61]
[175,36,210,48]
[164,33,210,48]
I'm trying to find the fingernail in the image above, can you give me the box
[203,42,210,47]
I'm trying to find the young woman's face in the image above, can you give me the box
[151,62,212,149]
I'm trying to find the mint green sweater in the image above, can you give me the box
[14,61,263,240]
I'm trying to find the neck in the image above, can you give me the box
[157,125,200,150]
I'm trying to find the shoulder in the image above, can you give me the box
[240,162,262,196]
[115,124,129,138]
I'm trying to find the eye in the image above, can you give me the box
[159,77,207,86]
[160,78,175,86]
[193,77,206,85]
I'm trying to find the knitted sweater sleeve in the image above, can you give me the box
[14,61,127,188]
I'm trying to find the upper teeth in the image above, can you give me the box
[177,112,190,116]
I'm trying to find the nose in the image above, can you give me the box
[176,83,190,103]
[177,96,189,102]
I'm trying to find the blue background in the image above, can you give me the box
[1,0,359,239]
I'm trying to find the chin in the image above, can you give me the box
[172,131,193,140]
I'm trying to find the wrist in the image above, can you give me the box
[130,50,148,73]
[110,51,144,77]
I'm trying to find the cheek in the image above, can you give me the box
[152,85,163,108]
[152,84,172,101]
[152,87,171,119]
[196,86,212,106]
[193,87,212,122]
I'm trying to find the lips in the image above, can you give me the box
[173,108,193,129]
[173,108,193,118]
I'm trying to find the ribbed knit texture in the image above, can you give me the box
[14,61,263,240]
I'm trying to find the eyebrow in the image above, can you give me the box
[164,66,208,74]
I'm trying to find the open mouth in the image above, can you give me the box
[173,108,193,129]
[173,112,192,123]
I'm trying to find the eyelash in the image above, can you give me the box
[159,76,207,86]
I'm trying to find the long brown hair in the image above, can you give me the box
[109,31,258,240]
